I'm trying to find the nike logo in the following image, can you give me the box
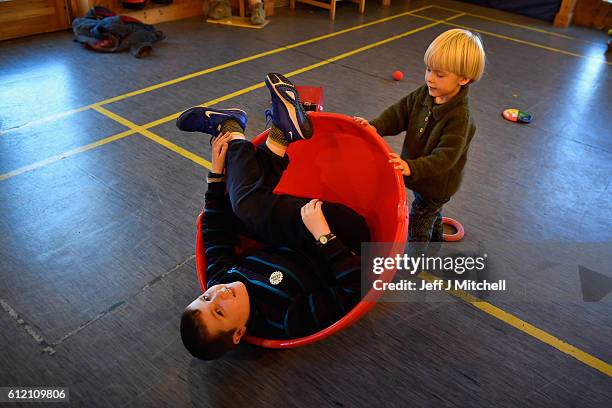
[205,111,231,119]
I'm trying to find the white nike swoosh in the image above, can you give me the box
[205,111,231,119]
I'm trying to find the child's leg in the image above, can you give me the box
[248,0,265,25]
[224,67,310,209]
[225,138,286,217]
[226,72,370,250]
[408,192,449,243]
[226,125,369,250]
[425,211,446,256]
[225,121,291,202]
[225,141,313,248]
[224,123,296,233]
[430,211,445,242]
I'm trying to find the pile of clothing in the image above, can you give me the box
[72,6,165,58]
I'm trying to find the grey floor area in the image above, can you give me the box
[1,0,611,407]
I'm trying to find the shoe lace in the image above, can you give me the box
[264,108,273,128]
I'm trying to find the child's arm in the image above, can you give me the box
[404,120,472,181]
[368,94,412,136]
[202,174,240,285]
[284,237,362,337]
[202,134,240,285]
[352,116,377,134]
[388,152,411,176]
[283,200,363,337]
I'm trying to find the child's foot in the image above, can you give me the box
[210,0,232,20]
[265,73,313,143]
[250,2,265,25]
[176,107,247,137]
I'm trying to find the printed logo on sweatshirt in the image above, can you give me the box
[269,271,283,285]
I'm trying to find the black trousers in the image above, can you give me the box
[225,139,370,252]
[409,191,450,243]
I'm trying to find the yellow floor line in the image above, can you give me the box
[143,82,268,130]
[95,2,433,108]
[289,21,443,74]
[92,106,212,170]
[412,14,612,65]
[429,5,576,40]
[0,5,435,137]
[4,8,607,182]
[419,272,612,378]
[94,20,445,167]
[106,17,449,131]
[94,17,612,380]
[140,128,212,170]
[2,12,609,381]
[0,129,136,181]
[0,18,446,182]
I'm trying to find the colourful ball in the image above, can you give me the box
[392,70,404,81]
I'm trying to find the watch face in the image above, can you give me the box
[319,236,328,244]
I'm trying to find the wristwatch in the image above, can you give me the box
[317,233,336,246]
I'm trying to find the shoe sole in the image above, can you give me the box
[265,73,310,140]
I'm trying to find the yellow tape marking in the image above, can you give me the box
[429,5,576,40]
[0,129,136,181]
[92,106,211,170]
[0,5,435,136]
[419,272,612,377]
[1,17,452,180]
[411,14,611,65]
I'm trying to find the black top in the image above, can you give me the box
[370,84,476,199]
[202,178,363,339]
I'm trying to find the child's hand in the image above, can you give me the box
[353,116,377,134]
[301,199,332,240]
[211,132,232,174]
[352,116,370,126]
[389,152,411,176]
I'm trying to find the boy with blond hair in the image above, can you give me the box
[355,28,486,246]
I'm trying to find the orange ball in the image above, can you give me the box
[392,70,404,81]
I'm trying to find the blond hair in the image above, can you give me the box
[424,29,486,82]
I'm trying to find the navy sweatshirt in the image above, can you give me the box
[202,177,363,339]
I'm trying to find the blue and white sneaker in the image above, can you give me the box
[176,107,247,137]
[265,73,313,142]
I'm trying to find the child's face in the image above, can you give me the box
[424,66,470,104]
[186,281,250,340]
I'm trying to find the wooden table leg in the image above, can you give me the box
[553,0,577,28]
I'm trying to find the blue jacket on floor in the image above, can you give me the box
[72,6,165,58]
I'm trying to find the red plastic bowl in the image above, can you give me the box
[195,112,408,348]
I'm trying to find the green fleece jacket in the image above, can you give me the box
[370,84,475,200]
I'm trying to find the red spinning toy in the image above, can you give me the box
[195,89,408,348]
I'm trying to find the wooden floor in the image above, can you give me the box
[1,0,611,406]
